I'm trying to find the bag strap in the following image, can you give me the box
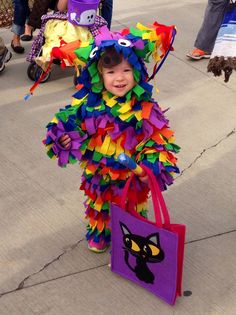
[120,166,171,228]
[142,165,171,228]
[120,174,154,221]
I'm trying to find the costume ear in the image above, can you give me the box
[120,222,132,236]
[74,39,96,65]
[137,22,175,61]
[128,22,176,80]
[50,38,95,70]
[148,233,160,246]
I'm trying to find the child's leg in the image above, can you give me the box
[81,171,149,252]
[81,172,112,252]
[85,205,111,253]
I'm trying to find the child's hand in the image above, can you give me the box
[139,170,148,184]
[118,153,148,183]
[59,134,71,149]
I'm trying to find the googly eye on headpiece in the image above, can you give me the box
[89,47,99,59]
[118,39,131,47]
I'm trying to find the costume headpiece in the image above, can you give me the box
[73,22,176,100]
[68,0,100,26]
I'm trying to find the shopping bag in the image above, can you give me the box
[111,165,186,305]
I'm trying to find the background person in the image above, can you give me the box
[187,0,228,60]
[0,36,12,73]
[11,0,30,53]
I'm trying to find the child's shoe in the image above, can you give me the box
[88,238,110,253]
[0,47,12,73]
[186,48,211,60]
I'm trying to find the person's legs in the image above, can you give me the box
[194,0,228,53]
[0,37,5,55]
[11,0,30,52]
[101,0,113,30]
[0,37,12,73]
[21,22,33,40]
[22,0,54,41]
[27,0,52,30]
[0,37,5,72]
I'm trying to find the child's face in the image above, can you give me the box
[101,58,135,97]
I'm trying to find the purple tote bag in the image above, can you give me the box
[111,166,186,305]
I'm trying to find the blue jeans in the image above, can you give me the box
[11,0,30,36]
[101,0,113,29]
[0,37,6,55]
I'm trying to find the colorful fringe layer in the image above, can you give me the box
[44,90,180,242]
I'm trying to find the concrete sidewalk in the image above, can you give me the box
[0,0,235,314]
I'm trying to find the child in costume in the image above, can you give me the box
[43,22,180,253]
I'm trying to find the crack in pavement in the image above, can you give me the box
[0,238,85,299]
[176,128,236,178]
[186,229,236,244]
[1,230,235,299]
[0,263,109,299]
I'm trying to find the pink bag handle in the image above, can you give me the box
[142,165,171,227]
[120,164,171,228]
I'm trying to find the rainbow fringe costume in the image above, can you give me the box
[43,22,180,245]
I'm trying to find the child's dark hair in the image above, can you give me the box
[98,47,123,73]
